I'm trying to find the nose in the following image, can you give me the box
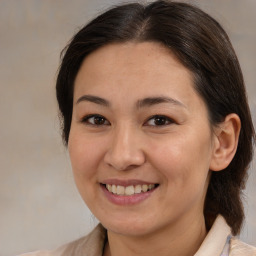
[104,125,146,171]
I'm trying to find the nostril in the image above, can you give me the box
[108,163,143,172]
[104,151,146,171]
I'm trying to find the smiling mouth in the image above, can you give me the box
[102,184,159,196]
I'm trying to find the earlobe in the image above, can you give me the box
[210,113,241,172]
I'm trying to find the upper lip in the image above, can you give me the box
[100,179,158,186]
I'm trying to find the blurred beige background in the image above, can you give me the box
[0,0,255,255]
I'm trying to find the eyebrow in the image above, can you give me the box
[76,95,110,107]
[136,96,186,109]
[76,94,186,109]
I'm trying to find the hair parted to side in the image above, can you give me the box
[56,0,255,235]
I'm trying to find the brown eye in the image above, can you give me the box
[93,116,106,125]
[82,114,110,126]
[145,115,174,126]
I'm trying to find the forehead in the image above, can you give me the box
[77,42,188,77]
[73,42,202,109]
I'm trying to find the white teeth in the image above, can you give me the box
[142,184,148,192]
[107,184,112,192]
[112,185,117,194]
[117,185,125,195]
[134,185,142,194]
[125,185,134,196]
[105,184,156,196]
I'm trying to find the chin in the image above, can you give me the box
[100,215,160,237]
[106,224,152,237]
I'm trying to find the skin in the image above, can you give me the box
[68,42,240,256]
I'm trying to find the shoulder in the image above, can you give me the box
[18,224,106,256]
[17,245,66,256]
[230,237,256,256]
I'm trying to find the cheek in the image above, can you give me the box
[152,140,210,216]
[68,131,105,206]
[68,131,102,179]
[149,130,212,189]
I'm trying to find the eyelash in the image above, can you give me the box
[144,115,175,126]
[81,114,175,127]
[81,114,110,126]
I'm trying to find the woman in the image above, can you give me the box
[21,0,255,255]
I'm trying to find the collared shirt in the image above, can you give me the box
[220,235,231,256]
[19,215,256,256]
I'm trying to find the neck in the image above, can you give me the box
[104,214,207,256]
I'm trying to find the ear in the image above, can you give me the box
[210,113,241,172]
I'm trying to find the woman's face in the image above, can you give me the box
[68,42,217,236]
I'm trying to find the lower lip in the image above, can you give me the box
[101,184,157,205]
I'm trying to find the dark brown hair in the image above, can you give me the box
[56,0,255,235]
